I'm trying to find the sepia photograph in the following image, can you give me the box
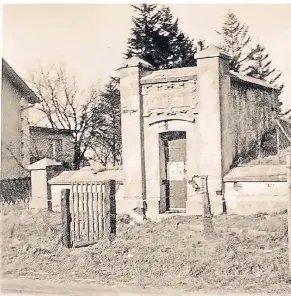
[1,2,291,295]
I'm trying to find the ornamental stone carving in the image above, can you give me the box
[142,79,198,118]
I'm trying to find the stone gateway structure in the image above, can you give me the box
[117,45,280,218]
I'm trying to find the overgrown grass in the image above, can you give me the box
[1,208,289,293]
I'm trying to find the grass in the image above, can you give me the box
[1,207,289,293]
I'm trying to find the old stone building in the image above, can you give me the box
[117,45,279,217]
[29,126,75,168]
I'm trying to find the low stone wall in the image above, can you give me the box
[224,181,287,215]
[50,179,288,216]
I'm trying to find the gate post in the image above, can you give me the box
[197,45,230,215]
[201,176,215,237]
[28,158,63,210]
[104,180,116,240]
[61,189,71,248]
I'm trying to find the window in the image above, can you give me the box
[48,139,62,161]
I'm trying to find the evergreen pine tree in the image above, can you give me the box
[244,44,284,93]
[158,6,196,68]
[216,10,251,73]
[125,4,196,69]
[125,4,161,67]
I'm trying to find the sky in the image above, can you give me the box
[2,3,291,115]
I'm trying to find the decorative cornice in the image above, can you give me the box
[146,109,197,125]
[122,108,138,114]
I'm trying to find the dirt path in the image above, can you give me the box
[1,277,284,296]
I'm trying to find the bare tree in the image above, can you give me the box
[89,145,112,167]
[3,114,68,174]
[30,64,106,170]
[2,113,40,176]
[2,142,30,174]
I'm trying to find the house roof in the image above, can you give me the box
[2,59,40,104]
[223,165,287,182]
[28,158,62,170]
[29,126,72,135]
[48,168,124,185]
[230,71,278,91]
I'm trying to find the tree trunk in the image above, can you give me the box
[257,134,262,164]
[73,146,81,170]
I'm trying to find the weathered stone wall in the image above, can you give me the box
[225,75,278,167]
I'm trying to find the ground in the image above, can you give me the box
[1,278,286,296]
[0,206,289,294]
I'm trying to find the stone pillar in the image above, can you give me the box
[118,57,154,214]
[196,44,231,215]
[185,122,203,215]
[144,124,161,218]
[28,158,63,210]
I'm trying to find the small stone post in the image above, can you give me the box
[189,175,215,236]
[201,176,215,237]
[28,158,63,210]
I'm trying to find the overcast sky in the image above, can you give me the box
[2,4,291,112]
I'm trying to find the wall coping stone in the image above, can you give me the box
[141,67,197,85]
[117,57,155,70]
[28,158,62,170]
[230,71,279,91]
[196,44,230,60]
[223,164,287,182]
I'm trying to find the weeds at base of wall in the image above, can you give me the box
[0,199,30,214]
[1,208,289,293]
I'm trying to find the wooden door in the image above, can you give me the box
[162,131,187,210]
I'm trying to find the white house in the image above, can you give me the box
[1,59,40,179]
